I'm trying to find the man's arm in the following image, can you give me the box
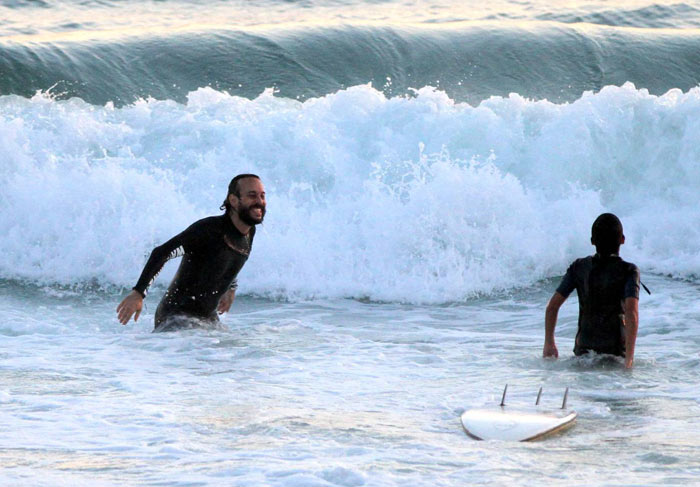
[217,277,239,314]
[623,297,639,368]
[116,224,197,325]
[132,236,188,298]
[116,241,182,326]
[544,292,567,358]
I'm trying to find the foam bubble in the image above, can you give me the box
[1,83,699,302]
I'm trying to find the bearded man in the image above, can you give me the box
[117,174,266,331]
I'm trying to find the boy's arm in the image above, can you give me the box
[623,297,639,368]
[544,292,567,358]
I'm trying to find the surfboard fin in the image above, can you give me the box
[499,386,570,408]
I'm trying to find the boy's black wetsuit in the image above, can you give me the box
[132,214,254,331]
[556,254,640,356]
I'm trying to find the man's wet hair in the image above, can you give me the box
[591,213,624,255]
[220,174,261,212]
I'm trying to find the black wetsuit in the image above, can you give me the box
[556,254,640,356]
[133,214,254,331]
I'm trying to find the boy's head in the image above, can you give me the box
[591,213,625,255]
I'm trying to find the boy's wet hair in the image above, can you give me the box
[220,174,261,212]
[591,213,623,255]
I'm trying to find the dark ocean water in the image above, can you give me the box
[2,1,700,105]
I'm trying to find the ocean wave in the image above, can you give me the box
[535,2,700,28]
[2,22,700,106]
[1,83,699,302]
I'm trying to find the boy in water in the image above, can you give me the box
[543,213,640,368]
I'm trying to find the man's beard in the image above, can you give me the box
[238,203,266,225]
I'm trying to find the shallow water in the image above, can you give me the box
[2,1,700,485]
[1,274,698,486]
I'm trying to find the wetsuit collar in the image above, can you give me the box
[222,213,247,237]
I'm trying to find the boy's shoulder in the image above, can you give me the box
[573,255,594,264]
[620,258,640,277]
[613,255,639,271]
[568,255,638,270]
[569,255,639,277]
[567,255,594,270]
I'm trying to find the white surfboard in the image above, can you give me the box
[460,386,577,441]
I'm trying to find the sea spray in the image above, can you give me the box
[1,83,699,301]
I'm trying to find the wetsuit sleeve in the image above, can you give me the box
[624,265,641,299]
[555,261,578,298]
[132,223,202,297]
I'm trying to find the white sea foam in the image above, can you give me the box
[1,83,699,302]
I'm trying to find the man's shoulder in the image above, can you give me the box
[180,215,227,238]
[188,215,225,229]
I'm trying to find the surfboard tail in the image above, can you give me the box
[460,386,577,441]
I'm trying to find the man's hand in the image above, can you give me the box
[217,289,236,314]
[116,290,144,325]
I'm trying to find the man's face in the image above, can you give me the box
[231,178,266,225]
